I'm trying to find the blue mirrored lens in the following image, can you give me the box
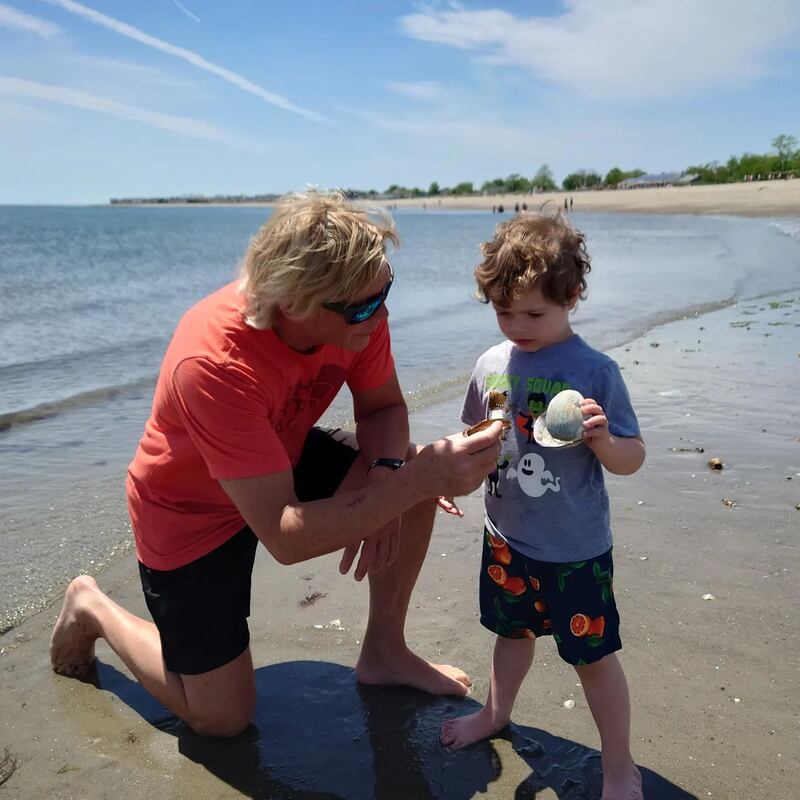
[352,298,381,322]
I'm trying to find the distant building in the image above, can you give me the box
[617,172,699,189]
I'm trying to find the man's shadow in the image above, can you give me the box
[95,660,697,800]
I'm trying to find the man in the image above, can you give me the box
[50,191,503,737]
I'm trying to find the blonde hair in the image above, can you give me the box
[239,190,399,329]
[475,212,591,307]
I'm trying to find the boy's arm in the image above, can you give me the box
[581,398,645,475]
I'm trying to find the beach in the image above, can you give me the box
[123,180,800,218]
[393,179,800,218]
[1,290,797,799]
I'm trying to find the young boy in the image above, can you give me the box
[441,213,646,800]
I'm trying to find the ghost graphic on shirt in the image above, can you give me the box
[514,452,561,498]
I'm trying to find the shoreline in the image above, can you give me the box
[0,289,781,636]
[1,290,798,799]
[109,180,800,218]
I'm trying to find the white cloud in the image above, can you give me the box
[45,0,330,122]
[385,80,445,101]
[171,0,200,24]
[63,53,196,89]
[0,96,59,121]
[0,76,265,151]
[0,3,61,37]
[400,0,800,100]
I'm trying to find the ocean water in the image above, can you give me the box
[1,205,799,632]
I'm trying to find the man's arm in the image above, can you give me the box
[352,371,410,469]
[220,421,504,566]
[341,372,411,578]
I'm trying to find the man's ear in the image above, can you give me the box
[278,304,301,321]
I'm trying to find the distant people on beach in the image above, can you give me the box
[439,213,646,800]
[514,202,520,213]
[521,202,528,211]
[50,191,503,737]
[570,196,573,211]
[564,197,568,211]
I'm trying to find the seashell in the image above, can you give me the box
[533,389,585,448]
[487,390,508,413]
[545,390,585,441]
[464,390,511,436]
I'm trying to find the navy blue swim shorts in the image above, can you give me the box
[478,528,622,665]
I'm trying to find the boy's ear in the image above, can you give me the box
[565,288,581,310]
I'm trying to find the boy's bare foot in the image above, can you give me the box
[601,763,643,800]
[440,708,508,750]
[49,575,102,678]
[356,646,471,696]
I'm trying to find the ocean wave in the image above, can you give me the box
[770,220,800,239]
[0,335,166,375]
[389,296,478,329]
[0,376,156,433]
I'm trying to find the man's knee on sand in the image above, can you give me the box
[186,697,256,738]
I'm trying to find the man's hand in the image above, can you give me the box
[338,516,400,581]
[335,421,502,581]
[411,421,503,499]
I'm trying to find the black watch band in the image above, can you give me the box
[367,457,406,473]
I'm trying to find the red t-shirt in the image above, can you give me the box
[127,281,395,569]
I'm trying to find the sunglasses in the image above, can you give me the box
[323,263,394,325]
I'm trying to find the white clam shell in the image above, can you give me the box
[533,389,586,448]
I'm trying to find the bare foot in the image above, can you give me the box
[440,708,508,750]
[356,646,471,696]
[601,763,643,800]
[49,576,101,678]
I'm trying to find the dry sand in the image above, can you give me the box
[392,180,800,218]
[1,293,798,799]
[121,179,800,218]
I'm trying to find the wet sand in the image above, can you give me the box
[1,293,798,799]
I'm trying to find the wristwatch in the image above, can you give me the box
[367,457,406,473]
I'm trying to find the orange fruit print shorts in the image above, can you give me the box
[479,529,622,666]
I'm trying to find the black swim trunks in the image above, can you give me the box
[139,426,359,675]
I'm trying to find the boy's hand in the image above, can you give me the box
[580,397,611,446]
[436,496,464,517]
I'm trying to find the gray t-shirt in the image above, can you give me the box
[461,334,640,563]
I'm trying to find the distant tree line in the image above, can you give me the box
[110,135,798,205]
[684,135,800,184]
[110,193,280,205]
[365,134,799,199]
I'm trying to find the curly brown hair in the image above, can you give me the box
[474,212,591,307]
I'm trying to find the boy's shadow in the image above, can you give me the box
[95,660,697,800]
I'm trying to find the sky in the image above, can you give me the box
[1,0,798,204]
